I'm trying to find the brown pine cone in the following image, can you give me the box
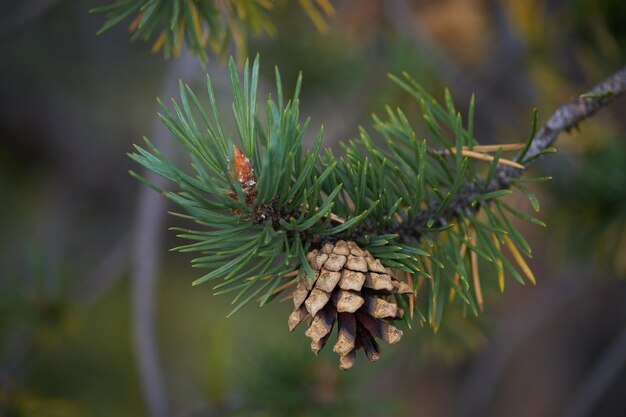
[288,240,412,369]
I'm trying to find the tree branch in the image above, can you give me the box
[371,66,626,243]
[502,65,626,176]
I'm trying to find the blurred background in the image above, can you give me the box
[1,0,626,416]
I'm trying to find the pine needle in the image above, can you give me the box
[188,1,205,47]
[151,31,166,54]
[449,242,467,302]
[129,13,142,33]
[493,234,505,292]
[437,146,525,169]
[247,269,299,282]
[406,272,415,319]
[279,293,292,303]
[458,149,525,169]
[470,226,484,311]
[298,0,328,32]
[330,213,346,224]
[468,143,525,152]
[257,277,298,302]
[315,0,336,15]
[504,235,536,285]
[173,21,185,56]
[422,258,437,329]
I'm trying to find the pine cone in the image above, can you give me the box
[288,240,412,369]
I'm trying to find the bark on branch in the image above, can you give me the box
[501,65,626,177]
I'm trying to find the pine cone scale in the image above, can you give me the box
[364,296,398,319]
[356,310,403,344]
[305,304,335,343]
[346,255,368,272]
[292,280,309,309]
[333,290,364,313]
[333,312,357,355]
[288,305,308,331]
[323,253,347,271]
[364,272,394,291]
[338,270,366,291]
[339,350,357,370]
[313,253,328,270]
[358,326,381,361]
[315,269,341,292]
[304,288,330,317]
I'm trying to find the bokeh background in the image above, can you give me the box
[2,0,626,416]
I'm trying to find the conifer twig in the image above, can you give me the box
[388,66,626,243]
[502,65,626,175]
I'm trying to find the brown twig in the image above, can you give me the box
[501,66,626,176]
[448,149,525,170]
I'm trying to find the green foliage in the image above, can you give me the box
[551,140,626,274]
[129,55,546,329]
[130,55,341,316]
[91,0,333,62]
[92,0,274,62]
[326,72,547,329]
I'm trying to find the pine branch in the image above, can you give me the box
[130,55,625,343]
[91,0,334,62]
[508,65,626,169]
[374,66,626,244]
